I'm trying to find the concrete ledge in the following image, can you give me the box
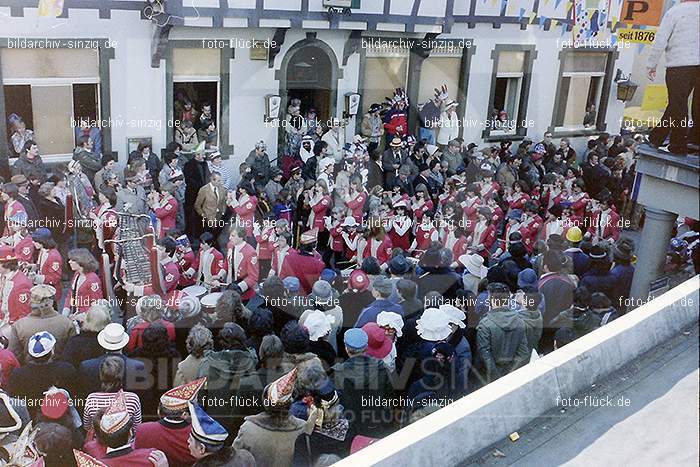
[334,275,700,467]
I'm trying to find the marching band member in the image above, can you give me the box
[343,176,367,224]
[326,207,346,266]
[226,225,258,301]
[149,185,178,239]
[539,203,567,242]
[507,180,531,210]
[459,183,481,234]
[2,212,34,266]
[0,246,32,326]
[123,237,181,308]
[478,170,500,200]
[361,220,393,269]
[412,184,434,224]
[279,228,324,295]
[567,178,590,220]
[1,183,26,237]
[493,209,525,258]
[64,248,103,316]
[91,186,119,256]
[176,235,198,288]
[409,211,439,257]
[387,199,412,252]
[442,207,469,261]
[466,207,497,260]
[339,217,360,266]
[195,232,227,291]
[308,180,332,239]
[254,215,276,279]
[587,195,621,244]
[270,231,293,278]
[229,183,258,239]
[520,201,544,254]
[28,228,63,304]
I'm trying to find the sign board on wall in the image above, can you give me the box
[617,27,656,44]
[620,0,663,26]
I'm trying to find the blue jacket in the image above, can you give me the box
[565,248,591,277]
[354,299,404,328]
[609,264,635,307]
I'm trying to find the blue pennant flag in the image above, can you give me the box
[539,15,547,26]
[519,7,526,19]
[555,0,563,8]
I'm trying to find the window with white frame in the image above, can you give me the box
[2,48,100,158]
[172,48,221,149]
[490,51,526,136]
[362,41,410,114]
[553,51,608,129]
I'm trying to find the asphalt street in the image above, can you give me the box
[464,323,699,467]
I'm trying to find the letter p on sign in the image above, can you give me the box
[621,0,663,26]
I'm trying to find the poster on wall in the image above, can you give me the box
[620,0,663,26]
[573,0,612,45]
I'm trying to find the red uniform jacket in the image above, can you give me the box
[468,224,497,259]
[134,420,196,467]
[68,271,103,314]
[388,216,412,252]
[568,192,590,220]
[135,260,180,305]
[177,250,198,287]
[36,248,63,303]
[281,249,324,295]
[461,197,480,232]
[197,247,227,286]
[310,195,332,231]
[328,224,345,252]
[13,234,34,264]
[480,181,501,200]
[127,319,177,353]
[443,232,468,261]
[520,215,544,254]
[2,270,32,324]
[227,243,259,300]
[588,208,621,241]
[153,196,178,238]
[490,205,505,227]
[508,192,530,210]
[362,236,393,266]
[414,225,438,255]
[100,447,158,467]
[413,200,434,223]
[255,225,275,260]
[234,195,258,237]
[346,191,367,223]
[270,246,293,276]
[341,231,360,261]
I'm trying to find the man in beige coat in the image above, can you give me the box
[9,284,76,363]
[194,172,227,237]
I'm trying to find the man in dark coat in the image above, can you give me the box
[476,283,530,383]
[331,328,394,438]
[183,149,211,238]
[7,331,76,417]
[77,323,147,399]
[537,250,577,352]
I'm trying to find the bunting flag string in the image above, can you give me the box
[37,0,64,17]
[529,11,537,23]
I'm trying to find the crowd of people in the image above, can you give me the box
[4,80,688,467]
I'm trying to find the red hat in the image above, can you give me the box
[349,270,370,292]
[362,322,392,359]
[160,377,206,411]
[73,450,107,467]
[0,246,15,262]
[41,389,69,420]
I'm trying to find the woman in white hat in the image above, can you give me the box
[457,253,488,296]
[339,216,360,266]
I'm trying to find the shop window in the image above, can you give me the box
[552,51,610,130]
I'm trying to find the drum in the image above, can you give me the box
[200,292,222,313]
[182,285,207,300]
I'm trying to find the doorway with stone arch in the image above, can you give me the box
[276,36,342,149]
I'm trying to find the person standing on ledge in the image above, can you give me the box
[647,0,700,156]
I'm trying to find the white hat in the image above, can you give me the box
[415,308,452,342]
[426,144,439,156]
[319,156,335,171]
[439,304,466,329]
[303,310,335,342]
[97,323,130,351]
[28,331,56,358]
[341,217,358,228]
[200,292,222,310]
[376,311,404,337]
[458,253,488,279]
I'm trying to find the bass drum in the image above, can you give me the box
[182,285,207,300]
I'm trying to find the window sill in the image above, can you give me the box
[483,132,527,143]
[548,126,607,138]
[9,154,73,165]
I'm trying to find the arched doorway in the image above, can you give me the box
[277,37,342,128]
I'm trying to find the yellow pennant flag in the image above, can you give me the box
[611,16,618,30]
[552,19,559,26]
[38,0,64,17]
[529,12,537,23]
